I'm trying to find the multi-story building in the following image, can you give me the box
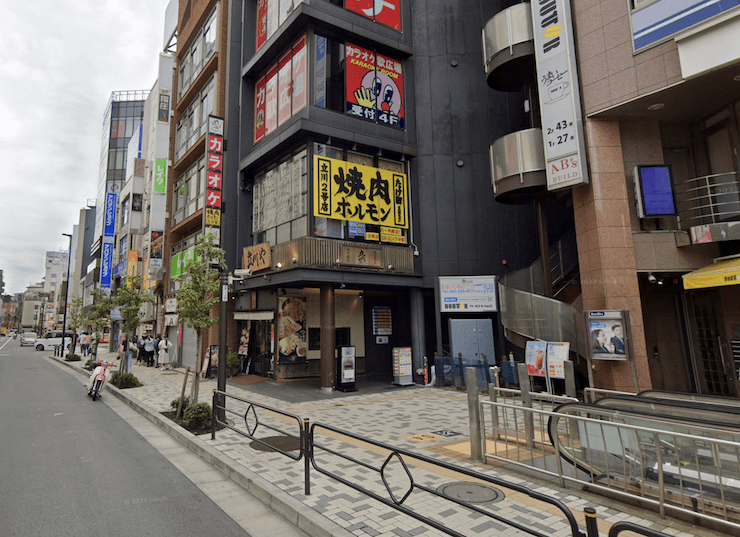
[43,250,69,332]
[164,0,230,369]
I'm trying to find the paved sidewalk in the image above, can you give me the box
[60,353,720,537]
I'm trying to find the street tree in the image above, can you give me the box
[111,276,153,376]
[84,289,113,361]
[67,297,85,356]
[174,233,226,416]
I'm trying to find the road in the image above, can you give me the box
[0,338,306,537]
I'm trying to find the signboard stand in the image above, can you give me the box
[392,347,413,386]
[336,346,357,392]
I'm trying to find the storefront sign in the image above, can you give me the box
[243,243,271,272]
[525,341,547,377]
[547,342,569,379]
[340,245,382,268]
[165,297,177,313]
[277,50,292,127]
[439,276,498,312]
[165,314,179,327]
[380,226,406,244]
[345,0,401,31]
[154,158,167,193]
[264,63,279,135]
[313,155,409,228]
[204,115,224,245]
[292,35,307,113]
[531,0,587,190]
[348,221,366,237]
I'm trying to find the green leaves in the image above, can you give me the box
[111,276,154,335]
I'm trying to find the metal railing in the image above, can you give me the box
[210,389,589,537]
[583,387,636,404]
[675,172,740,228]
[478,399,740,532]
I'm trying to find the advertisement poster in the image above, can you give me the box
[438,276,497,312]
[587,310,628,361]
[256,0,267,51]
[277,51,292,127]
[266,0,278,42]
[154,158,167,193]
[345,43,404,129]
[264,63,279,135]
[315,36,326,108]
[292,34,307,113]
[547,342,569,380]
[278,296,307,363]
[525,340,547,377]
[313,155,409,228]
[254,75,265,143]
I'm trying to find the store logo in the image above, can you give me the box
[538,0,561,54]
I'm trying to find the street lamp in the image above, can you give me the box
[61,233,72,358]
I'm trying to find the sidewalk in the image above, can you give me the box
[58,353,717,537]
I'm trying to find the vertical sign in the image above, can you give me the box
[264,63,279,135]
[256,0,268,51]
[375,51,404,128]
[531,0,587,190]
[101,191,117,290]
[292,34,307,113]
[154,158,167,194]
[277,50,292,127]
[204,115,224,246]
[266,0,278,41]
[315,36,327,108]
[254,75,266,144]
[158,89,171,122]
[127,250,139,287]
[345,0,401,31]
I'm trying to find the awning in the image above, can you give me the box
[682,258,740,290]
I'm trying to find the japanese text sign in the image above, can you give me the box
[346,0,401,31]
[243,243,271,272]
[438,276,498,312]
[254,75,266,144]
[345,42,404,129]
[313,155,408,228]
[154,158,167,194]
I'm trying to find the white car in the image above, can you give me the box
[20,331,38,346]
[35,331,74,351]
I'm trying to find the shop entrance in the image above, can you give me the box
[240,319,274,377]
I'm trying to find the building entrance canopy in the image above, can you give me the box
[682,257,740,289]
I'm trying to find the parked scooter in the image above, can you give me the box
[87,361,113,401]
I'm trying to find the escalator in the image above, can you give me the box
[547,391,740,523]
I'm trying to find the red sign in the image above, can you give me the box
[345,0,401,31]
[265,63,278,135]
[277,51,292,127]
[254,75,265,144]
[208,152,223,172]
[207,134,223,153]
[345,43,404,128]
[207,170,222,190]
[292,34,307,113]
[206,188,222,209]
[256,0,267,51]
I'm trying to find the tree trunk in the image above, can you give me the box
[190,331,202,404]
[176,367,191,420]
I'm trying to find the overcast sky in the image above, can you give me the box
[0,0,171,295]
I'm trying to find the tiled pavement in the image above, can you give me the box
[60,354,721,537]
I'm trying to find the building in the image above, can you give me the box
[163,0,231,370]
[43,250,69,332]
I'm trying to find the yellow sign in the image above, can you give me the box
[365,232,379,241]
[380,226,406,244]
[127,251,139,287]
[205,207,221,227]
[313,155,408,228]
[683,258,740,290]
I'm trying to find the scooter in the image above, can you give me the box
[87,361,113,401]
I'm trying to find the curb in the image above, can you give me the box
[52,356,352,537]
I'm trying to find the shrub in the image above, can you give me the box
[226,350,240,368]
[183,402,212,429]
[170,396,191,412]
[65,353,81,362]
[110,372,142,388]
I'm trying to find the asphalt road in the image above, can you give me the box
[0,338,280,537]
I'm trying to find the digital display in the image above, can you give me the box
[637,165,676,217]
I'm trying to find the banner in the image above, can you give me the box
[345,43,404,128]
[313,155,409,228]
[264,63,279,135]
[292,34,307,113]
[154,158,167,193]
[345,0,401,30]
[277,51,292,127]
[254,75,266,143]
[278,296,307,363]
[256,0,268,51]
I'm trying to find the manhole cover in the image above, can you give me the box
[437,482,505,504]
[249,435,301,452]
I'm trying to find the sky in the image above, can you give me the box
[0,0,171,295]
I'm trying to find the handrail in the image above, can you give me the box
[675,171,740,227]
[583,387,636,404]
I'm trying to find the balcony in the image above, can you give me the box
[675,172,740,244]
[489,128,547,203]
[482,3,534,92]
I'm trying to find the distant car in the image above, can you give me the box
[35,331,74,351]
[20,332,38,346]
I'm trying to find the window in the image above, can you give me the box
[178,6,219,99]
[172,157,207,225]
[121,195,130,226]
[175,75,216,161]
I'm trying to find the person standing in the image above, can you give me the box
[143,335,156,367]
[158,335,173,370]
[81,332,91,356]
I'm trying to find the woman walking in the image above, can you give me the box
[158,334,173,370]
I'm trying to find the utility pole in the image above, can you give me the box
[61,233,72,357]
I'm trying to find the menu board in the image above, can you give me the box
[547,342,569,380]
[372,306,392,335]
[525,341,547,377]
[393,347,413,386]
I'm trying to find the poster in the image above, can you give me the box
[256,0,267,51]
[525,340,547,377]
[254,75,266,143]
[264,63,279,135]
[587,310,628,361]
[292,34,307,113]
[278,296,307,363]
[238,322,251,356]
[547,342,569,380]
[277,51,292,127]
[345,43,404,129]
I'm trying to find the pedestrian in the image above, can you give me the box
[81,332,91,357]
[137,335,144,364]
[143,334,156,367]
[158,335,173,370]
[127,337,138,371]
[118,336,126,361]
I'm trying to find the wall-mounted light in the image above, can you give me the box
[276,262,283,269]
[377,148,383,157]
[326,137,332,146]
[335,258,341,265]
[292,257,297,264]
[387,264,393,271]
[340,283,346,289]
[351,143,357,151]
[358,293,363,299]
[263,275,271,281]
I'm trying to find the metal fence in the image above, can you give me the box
[479,398,740,532]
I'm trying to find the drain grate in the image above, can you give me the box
[437,482,505,504]
[249,435,302,452]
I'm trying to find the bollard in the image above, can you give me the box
[488,382,500,440]
[211,389,217,440]
[584,507,599,537]
[466,367,483,461]
[516,362,535,448]
[303,418,311,496]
